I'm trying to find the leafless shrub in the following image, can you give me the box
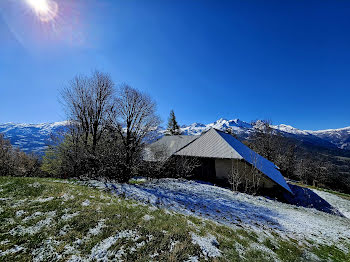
[228,154,262,194]
[142,143,200,179]
[0,134,40,177]
[228,160,243,192]
[168,156,201,178]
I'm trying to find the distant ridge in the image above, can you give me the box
[0,119,350,155]
[0,122,68,155]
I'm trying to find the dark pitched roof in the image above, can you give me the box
[175,129,292,193]
[146,129,292,193]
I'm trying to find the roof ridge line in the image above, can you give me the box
[212,128,244,159]
[172,135,201,155]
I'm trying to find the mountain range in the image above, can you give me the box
[0,118,350,155]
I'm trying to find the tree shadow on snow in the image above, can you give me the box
[109,180,285,231]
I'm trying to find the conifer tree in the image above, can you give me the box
[167,110,181,135]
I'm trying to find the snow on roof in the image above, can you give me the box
[175,129,292,193]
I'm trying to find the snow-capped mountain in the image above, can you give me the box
[1,118,350,155]
[181,118,253,136]
[179,119,347,150]
[0,122,68,155]
[307,127,350,150]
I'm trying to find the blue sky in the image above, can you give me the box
[0,0,349,130]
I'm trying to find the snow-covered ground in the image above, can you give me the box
[2,177,350,261]
[311,189,350,219]
[88,179,350,247]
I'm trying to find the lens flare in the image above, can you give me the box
[26,0,49,13]
[25,0,58,22]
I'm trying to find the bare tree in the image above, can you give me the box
[114,85,161,181]
[228,154,262,194]
[295,156,314,184]
[58,71,116,178]
[247,154,262,194]
[228,160,243,192]
[249,119,298,181]
[47,73,163,181]
[249,119,277,161]
[60,71,115,155]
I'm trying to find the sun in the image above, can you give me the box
[26,0,50,13]
[25,0,58,22]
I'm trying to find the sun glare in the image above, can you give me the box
[26,0,49,13]
[25,0,58,22]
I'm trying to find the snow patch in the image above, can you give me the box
[82,200,90,206]
[67,255,85,262]
[32,238,61,262]
[142,215,154,221]
[0,240,10,245]
[11,199,27,208]
[0,245,25,257]
[148,205,158,211]
[22,211,43,222]
[12,212,56,236]
[249,242,277,259]
[29,182,41,188]
[99,194,111,200]
[11,218,53,236]
[61,212,80,221]
[88,220,106,236]
[61,193,75,201]
[191,232,221,258]
[16,210,26,217]
[35,197,54,203]
[170,240,179,252]
[89,230,139,260]
[5,218,15,225]
[185,256,199,262]
[59,225,71,236]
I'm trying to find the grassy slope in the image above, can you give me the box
[0,177,349,262]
